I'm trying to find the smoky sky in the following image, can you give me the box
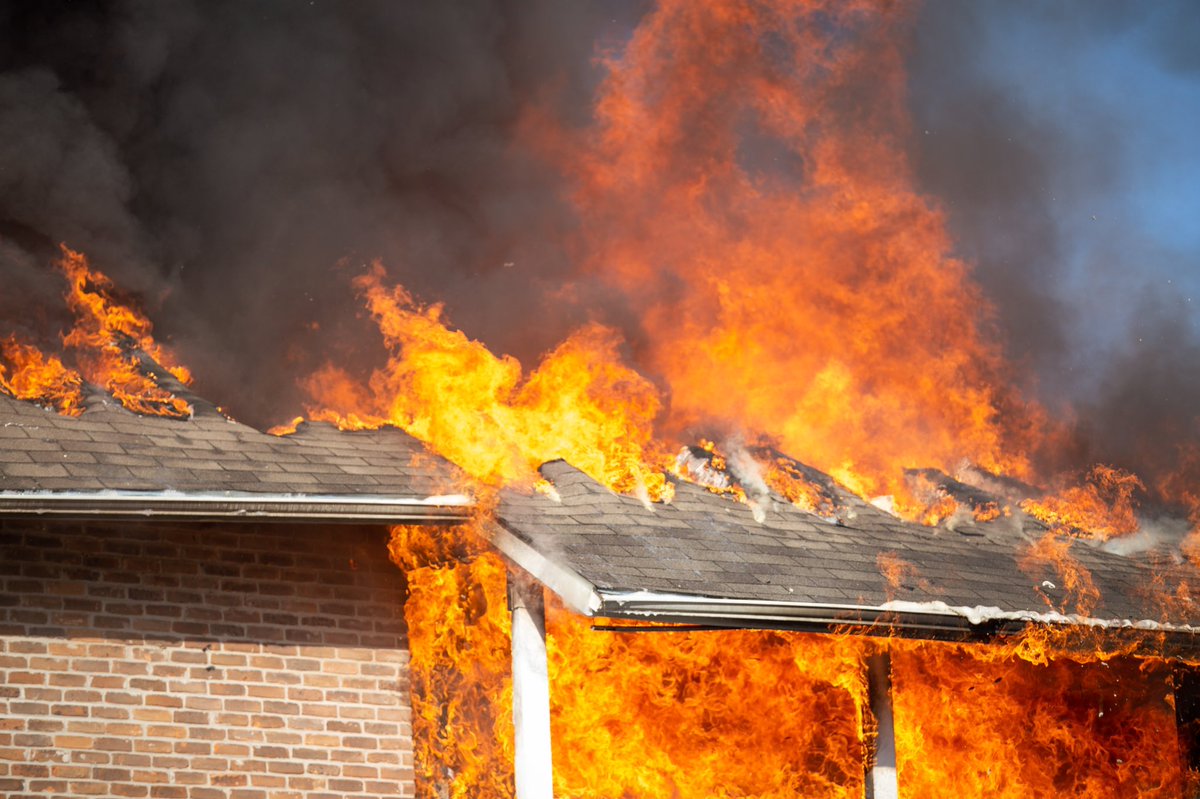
[0,0,649,427]
[907,0,1200,490]
[0,0,1196,492]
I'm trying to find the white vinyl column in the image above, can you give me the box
[865,651,899,799]
[509,572,554,799]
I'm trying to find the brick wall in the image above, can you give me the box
[0,519,416,799]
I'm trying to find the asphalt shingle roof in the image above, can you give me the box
[0,387,469,522]
[496,459,1200,636]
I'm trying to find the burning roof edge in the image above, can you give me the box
[0,489,474,524]
[491,523,1200,651]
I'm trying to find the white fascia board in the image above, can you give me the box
[595,590,1196,636]
[0,489,475,523]
[488,523,603,616]
[0,489,473,506]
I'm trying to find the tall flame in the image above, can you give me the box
[532,0,1049,507]
[304,262,671,498]
[390,521,514,799]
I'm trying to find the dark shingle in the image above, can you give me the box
[497,460,1200,630]
[0,392,468,518]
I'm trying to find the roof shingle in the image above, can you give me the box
[495,459,1200,637]
[0,389,470,523]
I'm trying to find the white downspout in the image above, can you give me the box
[509,572,554,799]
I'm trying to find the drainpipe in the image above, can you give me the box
[509,572,554,799]
[865,651,899,799]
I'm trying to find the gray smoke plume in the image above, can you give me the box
[0,0,647,426]
[907,0,1200,501]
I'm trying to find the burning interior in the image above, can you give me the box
[2,1,1200,797]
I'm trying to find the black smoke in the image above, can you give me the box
[0,0,648,427]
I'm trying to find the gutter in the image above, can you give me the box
[595,590,994,638]
[0,489,474,524]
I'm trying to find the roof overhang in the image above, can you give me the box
[0,490,474,524]
[491,521,1200,654]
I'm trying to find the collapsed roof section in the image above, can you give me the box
[0,387,472,524]
[494,459,1200,645]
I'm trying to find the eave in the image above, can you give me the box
[0,489,474,524]
[492,520,1200,655]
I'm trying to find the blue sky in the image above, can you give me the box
[909,1,1200,406]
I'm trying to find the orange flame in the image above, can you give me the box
[0,334,84,414]
[764,456,839,517]
[892,640,1185,798]
[1019,532,1102,617]
[390,522,514,799]
[877,551,940,599]
[531,0,1049,507]
[294,3,1199,794]
[266,415,304,436]
[57,246,193,418]
[1,247,193,419]
[547,609,871,798]
[1022,465,1146,540]
[973,502,1004,523]
[304,262,671,498]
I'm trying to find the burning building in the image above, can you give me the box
[2,365,1199,797]
[1,292,1198,795]
[2,1,1200,798]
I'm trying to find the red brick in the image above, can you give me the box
[8,671,45,685]
[1,522,417,798]
[53,735,94,749]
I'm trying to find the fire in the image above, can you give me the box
[903,472,962,527]
[0,334,84,414]
[58,246,193,418]
[291,0,1068,526]
[266,415,304,436]
[269,2,1199,796]
[547,609,871,799]
[972,501,1004,523]
[877,552,940,599]
[1022,465,1146,540]
[891,640,1185,798]
[390,521,514,799]
[1019,531,1102,616]
[303,262,671,499]
[395,515,874,799]
[531,0,1049,508]
[764,456,839,517]
[1,246,193,419]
